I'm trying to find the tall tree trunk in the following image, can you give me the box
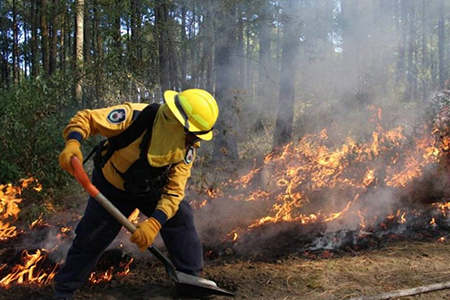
[190,6,197,87]
[31,0,39,78]
[41,0,50,76]
[273,0,301,149]
[237,12,245,89]
[113,0,122,66]
[276,13,281,68]
[60,10,65,76]
[421,0,426,68]
[12,0,19,84]
[180,4,187,88]
[155,0,170,92]
[396,0,408,83]
[24,15,29,77]
[168,20,179,90]
[213,2,239,161]
[75,0,84,106]
[0,0,9,88]
[203,0,214,92]
[258,0,271,95]
[135,0,142,65]
[93,0,103,62]
[93,0,102,102]
[245,17,253,95]
[406,0,417,101]
[130,0,136,69]
[340,0,360,89]
[83,0,91,67]
[438,0,446,88]
[67,2,72,75]
[49,0,58,75]
[421,0,427,102]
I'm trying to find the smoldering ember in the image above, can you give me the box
[4,1,450,300]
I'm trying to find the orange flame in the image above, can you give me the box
[0,177,136,288]
[0,249,58,288]
[128,209,140,224]
[116,258,134,276]
[207,107,450,242]
[89,268,114,284]
[88,257,134,284]
[0,178,41,240]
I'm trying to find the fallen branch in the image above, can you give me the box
[350,281,450,300]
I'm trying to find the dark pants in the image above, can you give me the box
[54,169,203,296]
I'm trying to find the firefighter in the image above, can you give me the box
[54,89,219,299]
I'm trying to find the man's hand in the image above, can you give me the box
[130,218,162,251]
[59,140,83,175]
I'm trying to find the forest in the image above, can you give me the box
[2,0,449,185]
[3,0,450,299]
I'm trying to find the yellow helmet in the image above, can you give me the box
[164,89,219,141]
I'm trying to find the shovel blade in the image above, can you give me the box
[175,271,234,297]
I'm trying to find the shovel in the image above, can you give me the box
[70,156,234,298]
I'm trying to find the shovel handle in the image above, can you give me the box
[70,157,234,296]
[71,156,137,233]
[70,156,178,276]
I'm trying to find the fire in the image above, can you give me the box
[29,213,50,229]
[60,226,72,233]
[0,185,22,240]
[193,105,450,247]
[432,202,450,215]
[88,257,134,284]
[128,209,140,224]
[89,268,114,284]
[116,258,134,276]
[0,178,42,241]
[191,199,208,210]
[0,178,135,289]
[0,249,58,288]
[399,212,407,224]
[226,231,239,242]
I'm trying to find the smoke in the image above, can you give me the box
[191,94,450,257]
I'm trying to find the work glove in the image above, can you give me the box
[58,140,83,176]
[130,217,162,251]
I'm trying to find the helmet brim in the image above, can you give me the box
[164,90,214,141]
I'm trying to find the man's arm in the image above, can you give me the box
[59,103,144,175]
[130,151,195,251]
[153,160,194,224]
[63,103,139,142]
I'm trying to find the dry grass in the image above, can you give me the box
[201,240,450,300]
[2,240,450,299]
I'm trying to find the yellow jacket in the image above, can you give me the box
[63,102,197,224]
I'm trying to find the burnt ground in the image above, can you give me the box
[2,240,450,300]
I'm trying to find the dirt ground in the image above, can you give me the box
[2,240,450,300]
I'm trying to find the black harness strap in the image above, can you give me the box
[109,103,160,151]
[94,103,160,170]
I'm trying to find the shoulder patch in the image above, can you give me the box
[107,109,127,124]
[183,146,195,165]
